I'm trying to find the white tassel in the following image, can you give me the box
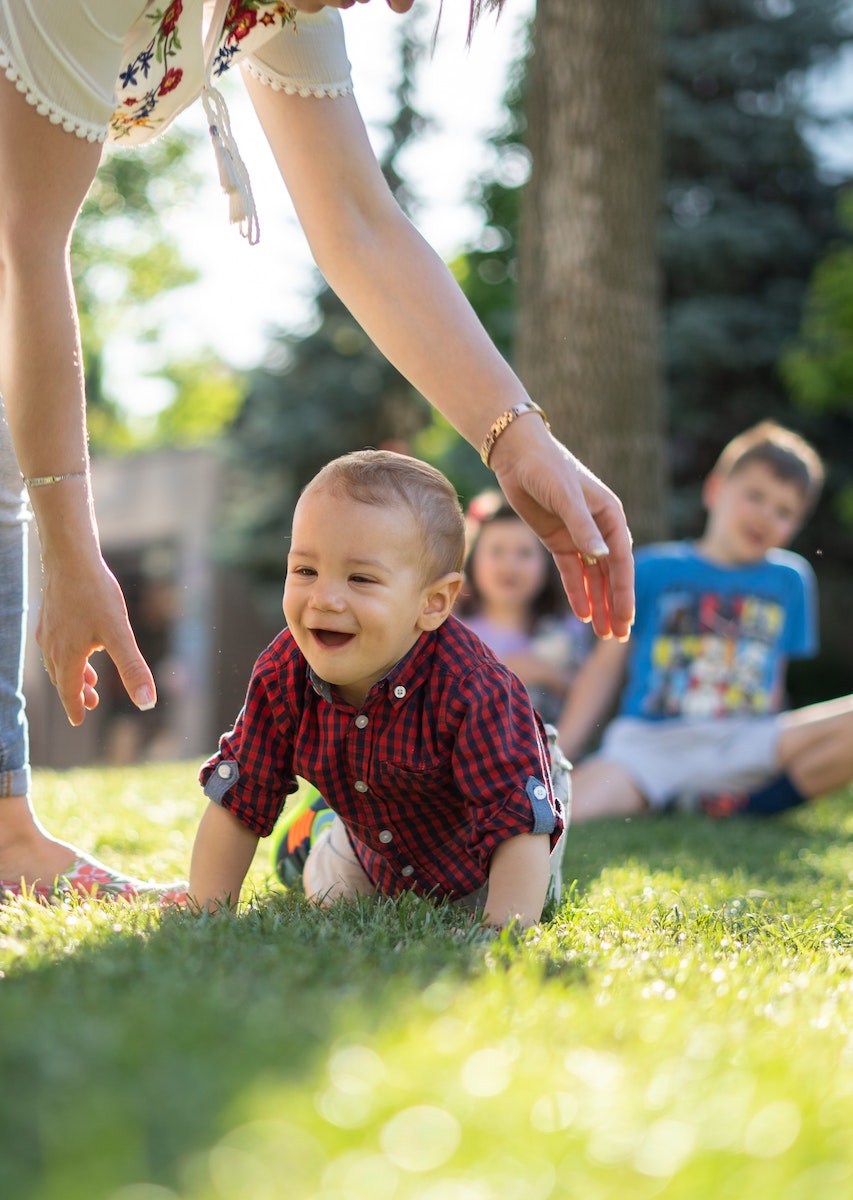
[210,125,248,226]
[228,187,246,227]
[202,85,260,244]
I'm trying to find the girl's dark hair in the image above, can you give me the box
[432,0,505,46]
[456,502,568,627]
[465,0,505,41]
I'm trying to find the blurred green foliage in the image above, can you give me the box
[443,0,853,696]
[73,137,242,452]
[783,189,853,414]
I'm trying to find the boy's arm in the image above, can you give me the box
[188,802,260,910]
[484,832,551,928]
[557,637,631,760]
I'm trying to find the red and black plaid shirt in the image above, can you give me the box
[200,615,563,901]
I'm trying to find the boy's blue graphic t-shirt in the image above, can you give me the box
[619,543,818,721]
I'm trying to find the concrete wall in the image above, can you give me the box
[24,447,278,769]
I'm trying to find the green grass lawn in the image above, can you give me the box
[2,763,852,1200]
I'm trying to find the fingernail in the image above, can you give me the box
[590,543,609,557]
[135,686,156,711]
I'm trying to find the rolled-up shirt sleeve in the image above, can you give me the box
[199,640,300,837]
[450,667,564,875]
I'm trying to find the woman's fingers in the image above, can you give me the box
[493,436,635,640]
[35,562,157,724]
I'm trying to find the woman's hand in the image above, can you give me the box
[36,554,156,727]
[489,419,635,642]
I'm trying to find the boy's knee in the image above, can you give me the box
[570,759,647,822]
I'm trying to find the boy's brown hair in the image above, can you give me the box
[303,450,466,580]
[712,420,825,514]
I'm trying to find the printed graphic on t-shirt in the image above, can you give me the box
[642,589,785,718]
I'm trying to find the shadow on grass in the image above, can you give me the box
[0,888,579,1200]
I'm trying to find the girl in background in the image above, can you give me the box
[457,494,594,726]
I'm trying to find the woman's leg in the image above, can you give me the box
[0,400,86,884]
[0,403,28,799]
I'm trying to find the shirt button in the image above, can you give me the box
[354,780,369,793]
[533,784,548,800]
[354,715,369,729]
[378,830,393,844]
[393,685,407,699]
[401,865,415,877]
[217,763,232,779]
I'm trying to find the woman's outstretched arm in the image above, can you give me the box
[0,74,156,723]
[247,80,634,639]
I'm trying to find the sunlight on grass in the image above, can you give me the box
[1,764,852,1200]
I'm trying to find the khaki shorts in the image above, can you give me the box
[303,816,489,912]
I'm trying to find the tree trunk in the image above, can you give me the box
[516,0,667,544]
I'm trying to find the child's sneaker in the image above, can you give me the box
[698,791,750,819]
[273,795,334,886]
[677,790,749,818]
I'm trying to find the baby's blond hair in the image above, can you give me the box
[303,450,465,580]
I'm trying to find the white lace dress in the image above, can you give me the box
[0,1,352,236]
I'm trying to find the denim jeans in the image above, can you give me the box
[0,401,30,798]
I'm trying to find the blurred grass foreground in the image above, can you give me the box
[1,762,852,1200]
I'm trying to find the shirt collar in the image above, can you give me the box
[308,628,440,708]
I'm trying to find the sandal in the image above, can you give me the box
[0,851,187,905]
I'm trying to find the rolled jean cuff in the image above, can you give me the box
[1,764,31,798]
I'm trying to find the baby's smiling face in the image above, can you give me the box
[283,487,440,707]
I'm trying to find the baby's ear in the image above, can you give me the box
[418,572,464,631]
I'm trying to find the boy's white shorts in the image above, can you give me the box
[596,715,782,810]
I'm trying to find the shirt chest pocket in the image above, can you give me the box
[374,758,457,808]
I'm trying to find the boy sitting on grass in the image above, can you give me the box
[559,420,853,821]
[189,450,566,927]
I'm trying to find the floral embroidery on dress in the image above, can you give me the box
[110,0,296,141]
[111,1,185,140]
[214,2,297,77]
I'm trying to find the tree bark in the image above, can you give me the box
[516,0,667,543]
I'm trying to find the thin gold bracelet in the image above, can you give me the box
[22,471,88,489]
[479,401,550,469]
